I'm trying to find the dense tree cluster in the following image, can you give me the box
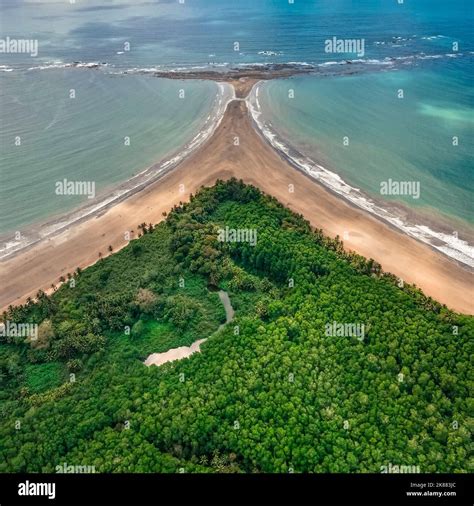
[0,179,472,473]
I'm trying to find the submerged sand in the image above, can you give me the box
[0,80,472,314]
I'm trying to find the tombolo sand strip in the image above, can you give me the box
[0,79,472,314]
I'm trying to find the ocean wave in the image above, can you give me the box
[321,53,463,66]
[28,61,107,71]
[374,34,447,47]
[247,83,474,269]
[119,54,462,77]
[5,50,468,77]
[123,66,162,74]
[373,35,418,47]
[285,61,313,67]
[421,35,448,41]
[258,50,283,56]
[318,61,341,66]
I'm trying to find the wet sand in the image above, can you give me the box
[1,82,472,314]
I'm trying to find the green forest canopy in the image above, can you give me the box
[1,179,472,473]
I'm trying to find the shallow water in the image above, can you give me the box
[1,0,472,256]
[256,59,474,229]
[0,71,218,235]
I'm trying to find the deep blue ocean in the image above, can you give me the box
[2,0,473,69]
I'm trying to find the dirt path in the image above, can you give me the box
[144,290,234,367]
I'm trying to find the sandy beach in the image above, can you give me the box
[1,78,472,314]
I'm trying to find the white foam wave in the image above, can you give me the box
[28,61,106,71]
[316,53,463,68]
[124,66,162,74]
[421,35,448,40]
[258,50,283,56]
[19,50,472,78]
[286,61,313,66]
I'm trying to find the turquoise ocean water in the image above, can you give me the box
[0,72,219,235]
[0,0,472,263]
[251,59,474,264]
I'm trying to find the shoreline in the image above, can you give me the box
[246,83,474,268]
[0,81,235,261]
[1,80,473,314]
